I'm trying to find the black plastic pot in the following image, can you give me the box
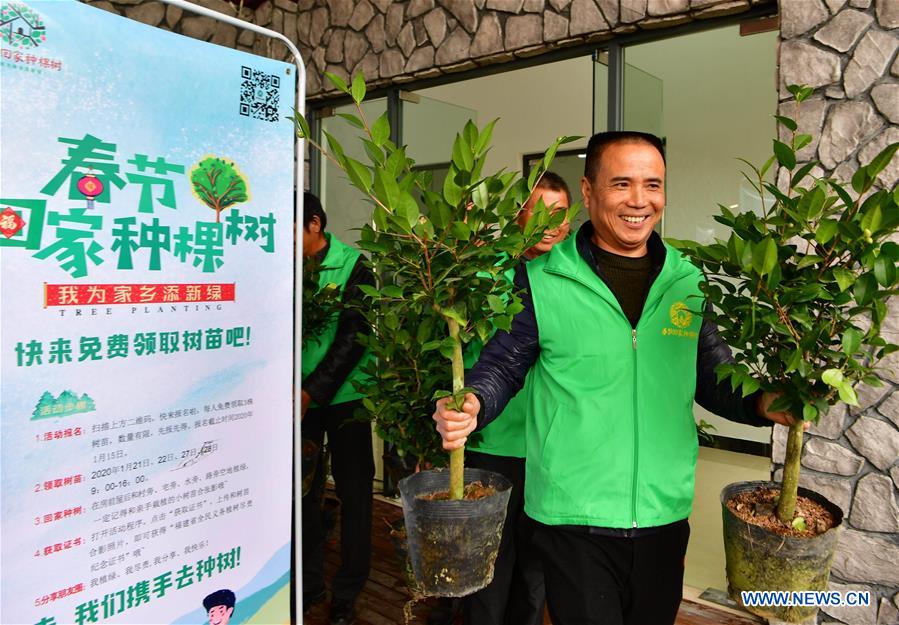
[722,480,844,623]
[301,438,320,497]
[398,467,511,597]
[387,517,424,596]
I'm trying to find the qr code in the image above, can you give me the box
[239,66,280,122]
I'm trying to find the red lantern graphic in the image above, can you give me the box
[76,172,104,209]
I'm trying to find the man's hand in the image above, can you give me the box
[757,391,810,430]
[301,390,312,420]
[433,393,480,450]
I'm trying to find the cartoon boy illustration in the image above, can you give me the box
[203,589,235,625]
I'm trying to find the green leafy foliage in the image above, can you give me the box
[301,257,343,349]
[295,73,578,467]
[670,85,899,522]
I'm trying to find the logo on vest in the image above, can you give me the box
[662,301,698,339]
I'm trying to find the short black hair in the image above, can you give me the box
[583,131,666,182]
[303,192,327,231]
[203,589,236,611]
[534,170,572,206]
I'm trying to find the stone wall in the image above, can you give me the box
[86,0,777,99]
[772,7,899,624]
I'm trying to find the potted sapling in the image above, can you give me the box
[294,72,576,596]
[671,85,899,623]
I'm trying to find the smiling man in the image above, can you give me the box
[433,132,798,625]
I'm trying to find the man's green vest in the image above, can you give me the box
[301,233,367,406]
[467,264,529,458]
[524,235,703,528]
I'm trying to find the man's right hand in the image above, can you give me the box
[433,393,480,450]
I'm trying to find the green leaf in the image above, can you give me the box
[792,517,808,531]
[821,368,844,388]
[396,191,420,229]
[344,157,372,193]
[741,377,761,397]
[474,119,498,154]
[833,267,855,292]
[294,111,311,138]
[374,168,400,209]
[358,284,379,298]
[450,220,471,241]
[350,72,366,104]
[773,139,796,170]
[816,218,839,244]
[486,294,504,314]
[838,382,858,406]
[336,112,364,130]
[802,404,818,422]
[790,161,818,188]
[443,166,463,207]
[774,115,797,132]
[793,134,813,152]
[864,141,899,179]
[827,180,854,210]
[441,307,466,327]
[752,237,778,276]
[451,133,474,171]
[853,272,877,306]
[371,112,390,147]
[874,255,897,286]
[323,71,349,93]
[851,166,870,194]
[881,242,899,261]
[786,348,803,373]
[842,327,862,355]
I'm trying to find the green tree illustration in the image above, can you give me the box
[32,391,54,419]
[189,156,250,223]
[79,393,96,412]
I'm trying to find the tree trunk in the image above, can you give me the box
[447,318,465,500]
[776,420,805,523]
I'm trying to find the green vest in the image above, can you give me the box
[301,233,367,406]
[524,235,703,528]
[467,264,529,458]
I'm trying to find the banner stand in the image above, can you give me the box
[156,1,308,620]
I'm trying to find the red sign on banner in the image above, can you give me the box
[44,283,236,307]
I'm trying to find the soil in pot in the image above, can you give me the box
[726,486,835,537]
[399,467,511,597]
[419,480,495,501]
[722,481,843,623]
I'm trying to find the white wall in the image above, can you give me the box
[419,56,595,177]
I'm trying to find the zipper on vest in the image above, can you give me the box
[631,328,639,528]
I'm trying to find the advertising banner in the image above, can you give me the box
[0,2,296,624]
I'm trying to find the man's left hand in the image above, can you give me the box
[757,391,811,429]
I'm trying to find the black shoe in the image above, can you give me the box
[303,588,326,614]
[427,597,462,625]
[329,598,356,625]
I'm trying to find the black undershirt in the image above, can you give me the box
[590,243,652,329]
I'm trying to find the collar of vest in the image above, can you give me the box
[321,232,357,270]
[540,222,700,310]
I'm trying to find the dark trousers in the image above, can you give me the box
[302,400,374,602]
[532,519,690,625]
[463,451,545,625]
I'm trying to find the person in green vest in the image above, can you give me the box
[301,192,374,625]
[433,133,801,625]
[460,171,571,625]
